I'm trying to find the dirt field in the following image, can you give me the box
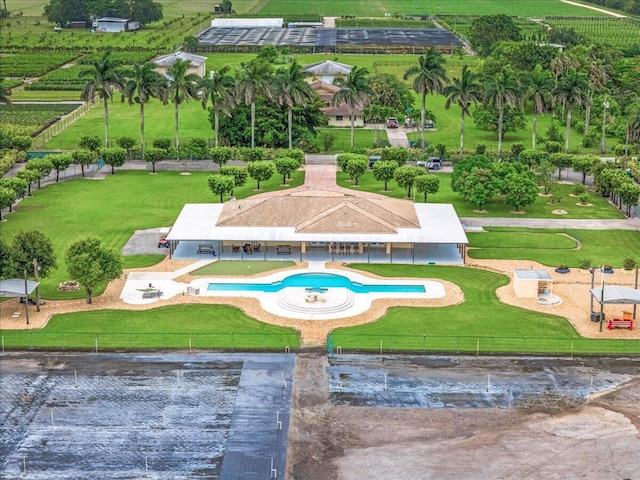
[287,353,640,480]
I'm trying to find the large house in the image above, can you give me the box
[164,191,468,264]
[302,60,365,127]
[153,52,208,78]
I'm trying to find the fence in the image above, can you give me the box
[32,99,98,148]
[0,331,301,352]
[327,333,640,356]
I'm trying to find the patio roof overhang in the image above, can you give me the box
[165,203,469,245]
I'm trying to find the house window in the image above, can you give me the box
[336,115,343,121]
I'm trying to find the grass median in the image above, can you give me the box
[0,305,301,350]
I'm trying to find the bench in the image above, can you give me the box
[197,244,216,255]
[142,290,162,299]
[607,319,634,330]
[276,245,291,255]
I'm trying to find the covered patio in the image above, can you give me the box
[165,197,468,265]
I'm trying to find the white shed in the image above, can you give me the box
[513,269,553,298]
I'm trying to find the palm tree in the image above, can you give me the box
[275,60,312,149]
[403,49,449,151]
[522,65,554,150]
[554,67,589,153]
[235,59,274,148]
[79,51,125,147]
[166,58,200,152]
[444,65,482,154]
[332,66,372,148]
[121,62,167,159]
[198,66,235,148]
[0,78,12,106]
[583,60,609,135]
[482,68,521,156]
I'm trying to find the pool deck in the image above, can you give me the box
[120,261,446,321]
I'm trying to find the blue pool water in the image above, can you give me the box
[207,273,425,294]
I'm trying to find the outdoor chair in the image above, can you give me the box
[339,244,345,254]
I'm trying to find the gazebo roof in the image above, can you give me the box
[515,269,552,281]
[591,286,640,304]
[0,279,39,297]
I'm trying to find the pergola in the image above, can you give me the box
[0,278,40,325]
[590,285,640,332]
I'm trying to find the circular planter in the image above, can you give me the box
[603,268,614,274]
[555,268,570,274]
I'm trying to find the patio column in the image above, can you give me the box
[386,243,391,255]
[301,242,306,253]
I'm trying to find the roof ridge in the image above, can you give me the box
[216,197,269,225]
[296,201,397,233]
[363,198,421,228]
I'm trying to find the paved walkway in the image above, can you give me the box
[385,128,410,147]
[461,216,640,230]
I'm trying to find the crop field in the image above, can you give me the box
[0,14,210,51]
[0,103,80,136]
[335,18,437,28]
[255,0,614,17]
[546,16,640,49]
[0,52,79,78]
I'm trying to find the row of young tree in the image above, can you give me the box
[0,231,122,305]
[451,153,640,214]
[44,0,163,27]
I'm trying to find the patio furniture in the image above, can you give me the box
[339,244,345,254]
[232,245,240,253]
[607,318,633,330]
[352,244,360,254]
[345,244,352,255]
[197,244,216,255]
[276,245,291,255]
[329,243,337,254]
[142,289,162,299]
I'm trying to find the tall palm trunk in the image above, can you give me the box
[174,101,180,153]
[532,112,537,150]
[349,106,355,147]
[565,107,572,153]
[214,107,220,148]
[497,106,504,156]
[103,97,109,147]
[584,89,593,135]
[420,92,426,151]
[459,109,465,154]
[250,102,256,148]
[140,102,145,160]
[288,106,293,149]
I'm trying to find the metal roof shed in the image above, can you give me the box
[513,269,552,298]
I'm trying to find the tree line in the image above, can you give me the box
[44,0,163,27]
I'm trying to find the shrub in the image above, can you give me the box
[544,141,562,154]
[510,142,525,157]
[474,143,487,154]
[210,146,234,165]
[380,147,408,165]
[152,138,172,150]
[557,264,569,271]
[614,144,632,157]
[623,257,637,270]
[276,148,304,165]
[237,147,266,162]
[579,192,589,204]
[603,263,613,271]
[580,258,592,269]
[571,183,586,196]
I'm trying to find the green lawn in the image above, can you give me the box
[330,264,640,354]
[192,260,295,275]
[468,227,640,268]
[255,0,612,17]
[0,170,304,300]
[0,305,301,349]
[337,171,626,219]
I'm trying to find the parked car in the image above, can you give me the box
[403,117,417,128]
[369,155,382,168]
[386,117,399,128]
[425,119,435,129]
[426,157,442,170]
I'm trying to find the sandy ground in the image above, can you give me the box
[1,257,639,344]
[287,353,640,480]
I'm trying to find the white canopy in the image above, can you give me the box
[0,279,39,297]
[591,286,640,304]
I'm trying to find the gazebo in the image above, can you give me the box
[590,285,640,332]
[0,278,40,324]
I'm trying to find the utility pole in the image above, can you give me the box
[33,258,40,312]
[23,268,30,325]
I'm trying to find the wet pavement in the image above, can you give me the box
[0,353,293,480]
[328,355,639,409]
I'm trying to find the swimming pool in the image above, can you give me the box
[207,273,425,294]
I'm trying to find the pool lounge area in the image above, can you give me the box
[169,240,465,265]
